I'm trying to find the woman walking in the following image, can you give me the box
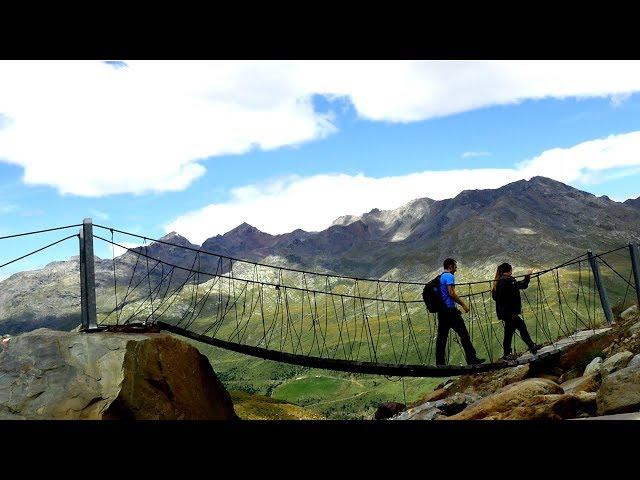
[492,263,542,361]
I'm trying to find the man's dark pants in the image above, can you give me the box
[436,307,477,365]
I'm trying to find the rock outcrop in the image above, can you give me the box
[445,378,563,420]
[596,360,640,416]
[482,392,597,420]
[394,392,481,420]
[583,357,603,377]
[560,373,601,394]
[0,329,238,420]
[600,351,633,376]
[388,311,640,421]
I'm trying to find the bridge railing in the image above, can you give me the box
[1,219,636,374]
[88,221,640,370]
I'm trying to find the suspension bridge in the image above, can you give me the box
[2,218,640,377]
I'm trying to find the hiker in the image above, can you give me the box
[435,258,485,366]
[491,263,542,361]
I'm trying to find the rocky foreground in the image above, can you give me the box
[0,329,239,419]
[380,307,640,421]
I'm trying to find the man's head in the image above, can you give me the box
[443,258,457,273]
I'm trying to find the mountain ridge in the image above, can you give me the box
[2,176,640,334]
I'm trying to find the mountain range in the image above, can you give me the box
[2,176,640,334]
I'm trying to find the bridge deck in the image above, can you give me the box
[157,322,613,378]
[517,327,611,362]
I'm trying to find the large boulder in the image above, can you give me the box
[560,373,601,394]
[446,378,563,420]
[393,401,442,421]
[393,392,480,420]
[601,351,633,376]
[433,392,480,416]
[0,329,238,420]
[583,357,603,377]
[596,361,640,416]
[447,364,530,398]
[483,392,596,420]
[627,354,640,370]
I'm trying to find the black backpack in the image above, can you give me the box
[422,274,445,313]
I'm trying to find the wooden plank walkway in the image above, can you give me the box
[517,327,612,362]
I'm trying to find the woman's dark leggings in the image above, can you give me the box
[501,313,535,355]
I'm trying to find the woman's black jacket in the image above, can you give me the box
[492,274,530,319]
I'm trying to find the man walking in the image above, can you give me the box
[436,258,485,366]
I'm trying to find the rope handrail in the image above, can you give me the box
[0,234,79,269]
[0,224,83,241]
[95,228,620,376]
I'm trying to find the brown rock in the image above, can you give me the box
[446,378,563,420]
[560,373,601,394]
[485,391,597,420]
[104,334,237,420]
[0,329,238,420]
[374,402,406,420]
[574,392,598,417]
[596,362,640,415]
[447,364,530,397]
[558,368,582,384]
[600,351,633,375]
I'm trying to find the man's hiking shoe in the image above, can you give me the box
[529,343,543,355]
[468,357,486,365]
[500,353,518,362]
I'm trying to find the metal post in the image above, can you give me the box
[79,229,87,329]
[629,243,640,307]
[588,250,614,325]
[80,218,98,330]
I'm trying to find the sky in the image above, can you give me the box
[3,60,640,280]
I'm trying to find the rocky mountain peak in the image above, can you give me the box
[624,196,640,209]
[158,231,196,247]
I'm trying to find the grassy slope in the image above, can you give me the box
[230,391,326,420]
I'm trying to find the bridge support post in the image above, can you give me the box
[588,250,614,325]
[629,243,640,308]
[79,218,98,330]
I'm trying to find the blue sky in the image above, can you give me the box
[3,60,640,279]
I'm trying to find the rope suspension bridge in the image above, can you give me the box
[2,218,640,377]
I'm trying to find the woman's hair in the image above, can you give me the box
[492,262,513,292]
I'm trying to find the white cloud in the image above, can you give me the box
[2,61,640,196]
[462,151,491,158]
[167,130,640,243]
[611,92,632,107]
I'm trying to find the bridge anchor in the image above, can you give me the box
[79,218,98,330]
[629,243,640,308]
[587,250,614,325]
